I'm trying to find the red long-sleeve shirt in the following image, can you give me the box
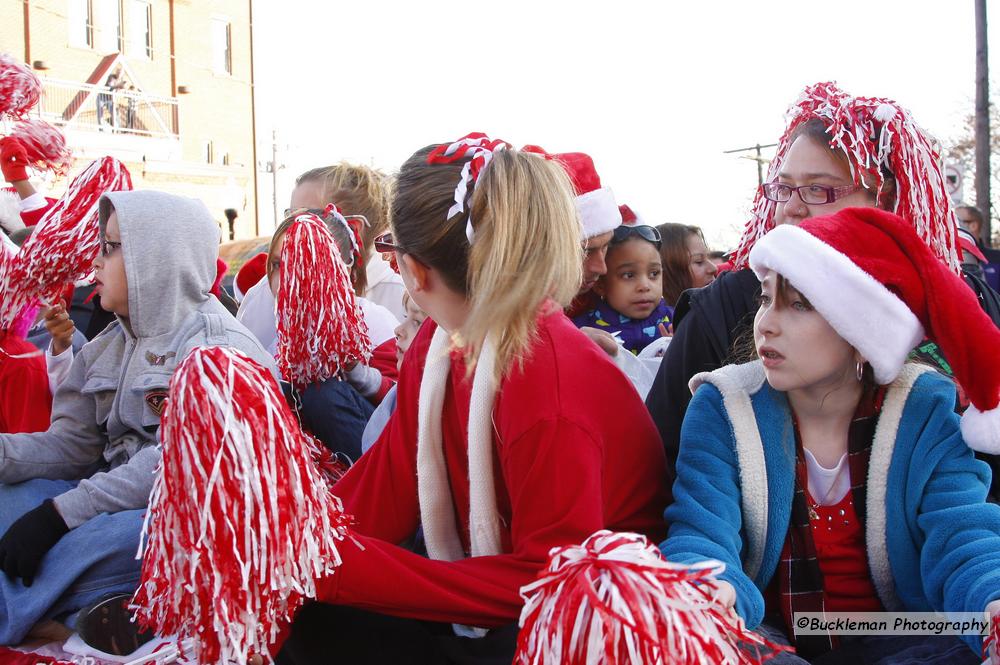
[322,307,669,627]
[0,333,52,433]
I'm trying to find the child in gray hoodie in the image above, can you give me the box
[0,190,276,647]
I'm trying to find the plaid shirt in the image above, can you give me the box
[775,387,885,658]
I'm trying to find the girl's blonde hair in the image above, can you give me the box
[392,147,582,379]
[295,162,391,252]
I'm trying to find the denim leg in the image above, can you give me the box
[742,618,811,664]
[0,479,144,645]
[812,633,982,665]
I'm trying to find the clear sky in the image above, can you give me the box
[251,0,1000,247]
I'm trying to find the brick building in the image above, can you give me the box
[1,0,260,239]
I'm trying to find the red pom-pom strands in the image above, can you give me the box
[733,82,959,273]
[0,156,131,329]
[132,346,350,665]
[985,614,1000,665]
[276,212,371,390]
[9,118,73,176]
[0,53,41,120]
[515,531,790,665]
[427,132,512,244]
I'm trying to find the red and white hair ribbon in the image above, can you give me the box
[427,132,512,244]
[732,81,959,273]
[323,202,365,267]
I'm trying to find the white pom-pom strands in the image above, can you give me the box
[132,346,351,665]
[516,531,791,665]
[276,212,371,390]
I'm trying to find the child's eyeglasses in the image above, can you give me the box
[374,232,406,254]
[100,239,122,257]
[612,225,661,249]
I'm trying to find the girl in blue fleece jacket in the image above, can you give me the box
[662,207,1000,664]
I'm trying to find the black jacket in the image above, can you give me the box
[645,268,761,494]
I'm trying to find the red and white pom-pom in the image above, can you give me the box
[132,346,351,665]
[277,212,372,390]
[0,156,131,328]
[733,82,959,273]
[9,118,74,176]
[985,614,1000,665]
[0,53,41,119]
[516,531,790,665]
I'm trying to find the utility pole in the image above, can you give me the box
[975,0,991,242]
[723,143,778,187]
[268,128,285,229]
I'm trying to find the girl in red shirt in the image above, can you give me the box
[277,136,669,664]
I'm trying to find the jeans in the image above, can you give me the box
[0,479,144,645]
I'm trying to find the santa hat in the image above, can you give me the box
[749,206,1000,453]
[234,251,267,301]
[618,203,644,226]
[733,82,959,273]
[553,152,622,239]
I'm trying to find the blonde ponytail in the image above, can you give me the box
[463,151,581,377]
[392,146,581,381]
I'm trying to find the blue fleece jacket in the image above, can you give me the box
[661,361,1000,652]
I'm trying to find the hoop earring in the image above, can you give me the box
[856,361,864,382]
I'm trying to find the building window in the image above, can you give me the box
[94,0,122,53]
[222,153,231,166]
[204,141,214,164]
[128,0,153,59]
[211,18,232,75]
[68,0,94,48]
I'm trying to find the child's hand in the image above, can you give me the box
[580,327,619,357]
[658,322,673,337]
[43,305,75,356]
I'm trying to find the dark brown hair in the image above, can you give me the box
[656,223,707,306]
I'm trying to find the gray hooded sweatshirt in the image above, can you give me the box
[0,191,276,528]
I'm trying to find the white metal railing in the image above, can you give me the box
[33,77,178,138]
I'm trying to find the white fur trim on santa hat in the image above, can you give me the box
[749,224,924,385]
[577,187,621,240]
[961,404,1000,454]
[0,189,25,237]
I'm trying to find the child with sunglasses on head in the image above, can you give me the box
[572,224,673,355]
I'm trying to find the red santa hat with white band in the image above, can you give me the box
[749,206,1000,453]
[552,152,622,239]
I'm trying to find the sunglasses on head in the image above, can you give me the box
[612,225,661,249]
[374,232,405,254]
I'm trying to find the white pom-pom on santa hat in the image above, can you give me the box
[750,206,1000,454]
[552,152,622,240]
[0,188,24,237]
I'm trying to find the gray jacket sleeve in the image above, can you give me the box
[53,444,159,528]
[0,351,107,486]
